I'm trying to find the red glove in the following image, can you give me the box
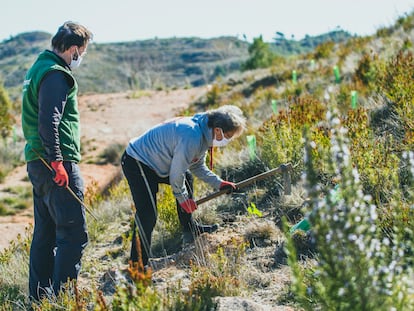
[51,161,69,187]
[180,199,197,213]
[220,181,237,193]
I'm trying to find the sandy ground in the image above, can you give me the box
[0,87,207,251]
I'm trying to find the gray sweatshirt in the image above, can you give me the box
[126,113,223,203]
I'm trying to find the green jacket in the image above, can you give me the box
[22,50,81,162]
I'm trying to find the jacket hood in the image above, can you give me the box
[192,113,213,146]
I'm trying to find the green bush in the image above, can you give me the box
[353,52,382,90]
[259,96,329,182]
[312,41,335,60]
[242,36,276,70]
[343,108,401,205]
[0,83,14,140]
[156,185,181,239]
[378,50,414,149]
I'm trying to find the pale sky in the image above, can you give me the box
[1,0,413,43]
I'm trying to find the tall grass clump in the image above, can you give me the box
[0,228,32,309]
[0,138,24,184]
[86,179,132,243]
[31,281,94,311]
[164,239,247,311]
[287,108,414,310]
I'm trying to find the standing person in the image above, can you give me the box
[121,105,246,267]
[21,21,93,301]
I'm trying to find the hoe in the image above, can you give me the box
[196,163,292,205]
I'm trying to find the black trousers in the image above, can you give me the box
[121,151,194,265]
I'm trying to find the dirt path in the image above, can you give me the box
[0,87,207,251]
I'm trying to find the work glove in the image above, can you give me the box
[219,181,237,194]
[180,199,198,213]
[51,161,69,187]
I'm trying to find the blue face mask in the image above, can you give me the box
[213,128,231,147]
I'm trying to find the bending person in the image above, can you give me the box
[121,105,246,267]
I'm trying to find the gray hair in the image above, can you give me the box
[207,105,246,138]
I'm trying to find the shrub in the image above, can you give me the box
[112,258,160,311]
[287,108,414,310]
[353,52,382,90]
[156,185,181,238]
[379,50,414,108]
[0,138,24,183]
[242,36,276,70]
[0,227,31,309]
[0,83,14,140]
[313,41,335,60]
[343,108,401,205]
[183,240,246,310]
[378,50,414,150]
[396,13,414,32]
[32,282,94,311]
[259,95,329,182]
[98,143,125,165]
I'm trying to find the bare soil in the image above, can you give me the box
[0,87,207,251]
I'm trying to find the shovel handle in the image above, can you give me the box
[196,163,292,205]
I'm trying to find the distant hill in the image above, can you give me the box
[0,30,352,100]
[270,29,353,55]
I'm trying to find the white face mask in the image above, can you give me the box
[69,48,84,69]
[212,128,231,147]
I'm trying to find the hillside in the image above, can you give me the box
[0,33,248,100]
[270,29,352,55]
[0,30,352,101]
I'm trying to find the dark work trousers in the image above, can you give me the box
[121,151,194,266]
[27,160,88,301]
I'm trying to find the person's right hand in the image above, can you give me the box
[180,199,197,213]
[220,181,237,193]
[51,161,69,187]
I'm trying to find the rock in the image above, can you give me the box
[215,296,294,311]
[98,268,127,296]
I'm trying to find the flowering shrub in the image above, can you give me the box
[288,108,414,310]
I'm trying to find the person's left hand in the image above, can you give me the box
[219,181,237,193]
